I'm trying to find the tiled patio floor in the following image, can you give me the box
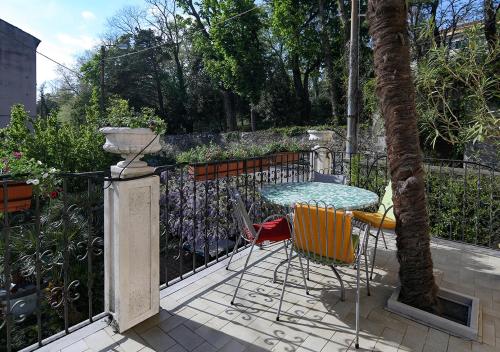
[41,235,500,352]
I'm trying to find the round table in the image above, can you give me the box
[260,182,379,210]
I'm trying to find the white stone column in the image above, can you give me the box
[308,130,334,174]
[104,168,160,332]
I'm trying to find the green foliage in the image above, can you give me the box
[0,104,111,172]
[2,104,31,152]
[415,26,500,149]
[0,190,105,350]
[362,77,378,118]
[0,150,60,196]
[176,139,304,164]
[103,97,167,134]
[271,0,321,62]
[187,0,265,102]
[426,171,499,247]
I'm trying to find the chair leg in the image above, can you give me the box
[297,255,309,295]
[330,265,345,301]
[276,246,294,321]
[306,258,310,280]
[226,235,242,270]
[370,228,381,280]
[273,241,290,283]
[355,241,361,349]
[231,240,257,305]
[354,224,368,270]
[381,229,388,249]
[363,225,371,296]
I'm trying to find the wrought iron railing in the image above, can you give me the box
[1,150,498,351]
[155,151,313,287]
[155,150,499,290]
[1,172,106,351]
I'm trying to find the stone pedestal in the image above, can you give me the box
[308,130,334,174]
[104,171,160,332]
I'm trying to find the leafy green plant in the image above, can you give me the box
[415,26,499,150]
[176,140,305,164]
[1,104,112,173]
[103,97,167,135]
[176,143,229,164]
[0,150,60,196]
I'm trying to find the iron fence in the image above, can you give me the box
[155,150,499,290]
[1,172,106,351]
[1,150,498,351]
[155,151,313,287]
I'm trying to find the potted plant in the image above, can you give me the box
[99,107,166,175]
[0,151,59,212]
[178,141,306,181]
[265,141,302,165]
[178,143,271,181]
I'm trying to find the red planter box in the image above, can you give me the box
[0,181,33,213]
[189,158,271,181]
[188,152,302,181]
[271,152,301,164]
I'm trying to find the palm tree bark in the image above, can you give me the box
[368,0,439,311]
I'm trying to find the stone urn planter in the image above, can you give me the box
[307,130,334,146]
[0,181,33,213]
[308,130,334,173]
[100,127,162,177]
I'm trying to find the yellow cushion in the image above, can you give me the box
[352,210,396,230]
[293,204,355,264]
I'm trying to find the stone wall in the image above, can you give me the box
[160,125,384,160]
[464,138,499,170]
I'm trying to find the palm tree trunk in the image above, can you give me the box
[368,0,439,311]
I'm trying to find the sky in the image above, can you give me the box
[1,0,144,88]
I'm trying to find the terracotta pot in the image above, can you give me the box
[0,181,33,213]
[189,158,271,181]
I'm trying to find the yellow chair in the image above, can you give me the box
[276,202,372,349]
[352,182,394,279]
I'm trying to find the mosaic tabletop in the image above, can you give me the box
[261,182,379,210]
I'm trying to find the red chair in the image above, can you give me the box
[227,188,308,306]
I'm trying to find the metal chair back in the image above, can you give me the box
[228,188,257,241]
[292,202,355,265]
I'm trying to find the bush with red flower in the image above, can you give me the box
[0,150,61,196]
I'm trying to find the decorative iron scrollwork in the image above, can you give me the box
[49,279,80,308]
[76,237,104,261]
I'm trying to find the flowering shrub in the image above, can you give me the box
[159,168,289,252]
[0,150,60,196]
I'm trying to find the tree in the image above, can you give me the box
[483,0,499,50]
[368,0,439,310]
[146,0,192,131]
[179,0,265,131]
[415,27,499,156]
[271,0,322,122]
